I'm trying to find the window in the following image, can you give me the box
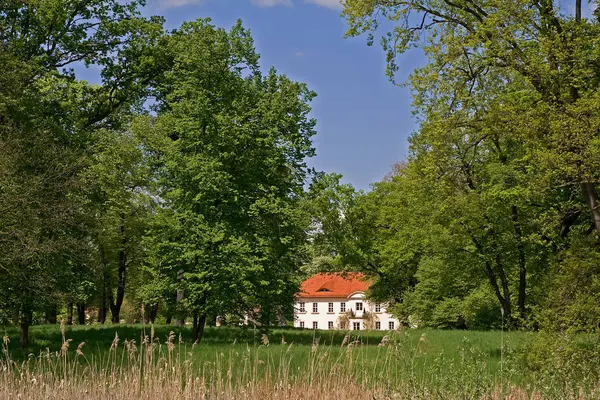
[376,322,381,330]
[340,302,346,313]
[313,321,318,329]
[328,321,334,330]
[388,321,395,330]
[328,302,334,313]
[299,302,306,313]
[300,321,305,328]
[375,303,381,313]
[356,302,363,311]
[353,322,361,331]
[312,303,318,313]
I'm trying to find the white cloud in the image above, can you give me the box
[295,50,305,57]
[305,0,343,10]
[250,0,293,7]
[154,0,206,10]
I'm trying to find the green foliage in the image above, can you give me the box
[520,331,600,395]
[0,0,165,344]
[538,236,600,333]
[139,19,316,333]
[338,0,600,335]
[430,298,465,330]
[461,286,502,331]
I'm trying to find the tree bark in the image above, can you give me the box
[175,269,185,326]
[45,304,57,324]
[147,303,159,324]
[109,220,127,324]
[192,313,198,339]
[511,206,527,316]
[471,234,512,321]
[581,182,600,235]
[98,264,108,324]
[576,0,582,22]
[98,299,107,324]
[192,313,207,343]
[77,303,86,325]
[20,308,32,349]
[165,314,172,324]
[67,302,73,325]
[495,254,512,319]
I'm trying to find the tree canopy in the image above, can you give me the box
[2,0,600,350]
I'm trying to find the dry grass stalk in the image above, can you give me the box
[1,330,598,400]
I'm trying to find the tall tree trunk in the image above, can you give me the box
[45,304,57,324]
[109,220,127,324]
[471,234,512,321]
[147,303,159,324]
[511,206,527,316]
[98,259,108,324]
[77,303,86,325]
[484,259,508,317]
[192,313,207,343]
[67,302,73,325]
[165,315,172,325]
[20,307,32,349]
[487,225,512,321]
[495,254,512,319]
[581,182,600,235]
[192,292,208,342]
[576,0,582,22]
[175,269,185,326]
[192,312,198,339]
[98,299,107,324]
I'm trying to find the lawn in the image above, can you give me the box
[0,324,594,399]
[2,324,523,382]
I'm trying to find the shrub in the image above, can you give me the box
[461,286,502,330]
[431,298,466,329]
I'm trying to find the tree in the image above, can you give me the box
[84,125,155,323]
[306,171,425,313]
[342,0,600,326]
[0,0,164,347]
[343,0,600,236]
[140,19,316,341]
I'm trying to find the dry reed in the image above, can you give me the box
[0,327,598,400]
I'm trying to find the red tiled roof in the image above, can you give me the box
[298,273,371,298]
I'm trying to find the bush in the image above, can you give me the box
[519,331,600,396]
[540,237,600,333]
[431,298,466,329]
[461,286,502,330]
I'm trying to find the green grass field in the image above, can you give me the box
[2,324,598,399]
[2,324,524,383]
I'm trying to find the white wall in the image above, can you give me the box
[294,291,399,331]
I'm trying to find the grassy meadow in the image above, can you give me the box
[2,323,597,399]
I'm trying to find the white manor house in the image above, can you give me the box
[294,273,399,331]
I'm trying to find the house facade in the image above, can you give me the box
[294,273,399,331]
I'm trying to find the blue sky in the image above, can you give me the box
[75,0,425,190]
[76,1,594,190]
[143,0,426,190]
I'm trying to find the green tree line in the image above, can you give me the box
[0,0,316,347]
[2,0,600,352]
[306,0,600,334]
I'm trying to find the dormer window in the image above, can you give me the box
[317,287,330,292]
